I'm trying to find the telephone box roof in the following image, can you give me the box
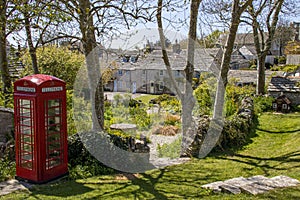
[15,74,65,86]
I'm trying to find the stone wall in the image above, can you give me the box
[287,54,300,65]
[187,97,256,157]
[0,107,14,159]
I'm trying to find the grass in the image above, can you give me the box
[2,112,300,199]
[134,94,159,105]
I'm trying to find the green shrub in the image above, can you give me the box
[0,157,15,182]
[253,96,274,114]
[157,136,182,159]
[0,88,14,108]
[68,134,115,179]
[72,95,92,133]
[66,90,77,135]
[220,115,257,150]
[129,106,152,130]
[291,104,300,112]
[194,81,212,116]
[277,56,286,64]
[160,97,181,114]
[150,94,181,114]
[271,64,300,72]
[250,65,257,70]
[225,98,237,117]
[225,83,255,117]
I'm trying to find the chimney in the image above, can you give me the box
[172,39,181,54]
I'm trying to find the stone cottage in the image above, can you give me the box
[108,48,222,95]
[268,76,300,105]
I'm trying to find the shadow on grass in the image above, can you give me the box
[216,151,300,176]
[28,180,93,198]
[257,128,300,134]
[126,169,169,200]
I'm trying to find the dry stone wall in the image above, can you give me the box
[0,107,14,159]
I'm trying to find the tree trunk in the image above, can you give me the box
[180,0,200,156]
[198,0,253,158]
[156,0,201,156]
[256,55,266,94]
[213,2,241,119]
[0,1,12,107]
[24,12,39,74]
[79,0,104,131]
[251,0,284,95]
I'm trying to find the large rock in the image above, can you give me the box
[201,175,300,195]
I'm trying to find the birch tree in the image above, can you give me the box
[198,0,253,157]
[247,0,284,94]
[158,0,253,157]
[157,0,201,156]
[57,0,154,130]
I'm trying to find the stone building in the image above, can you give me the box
[268,76,300,105]
[108,48,222,95]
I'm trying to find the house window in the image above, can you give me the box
[175,70,181,77]
[118,70,123,75]
[159,70,164,76]
[159,81,164,91]
[282,104,287,109]
[273,103,277,109]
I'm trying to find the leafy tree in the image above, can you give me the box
[275,20,295,56]
[21,45,85,89]
[247,0,285,95]
[0,0,14,107]
[55,0,155,130]
[195,0,253,157]
[198,30,223,48]
[12,0,72,74]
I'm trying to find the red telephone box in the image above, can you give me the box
[14,74,68,183]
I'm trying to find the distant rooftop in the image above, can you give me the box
[116,48,222,72]
[268,76,300,93]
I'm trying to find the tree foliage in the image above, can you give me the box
[21,45,85,89]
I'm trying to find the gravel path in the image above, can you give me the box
[148,134,190,168]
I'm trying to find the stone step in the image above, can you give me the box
[201,175,300,195]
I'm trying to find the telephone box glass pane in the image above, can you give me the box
[18,99,34,170]
[45,99,62,169]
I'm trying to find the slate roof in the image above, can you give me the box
[239,46,257,57]
[228,70,283,84]
[274,95,292,105]
[217,32,269,46]
[117,48,222,72]
[268,76,300,93]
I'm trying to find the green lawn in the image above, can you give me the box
[2,112,300,199]
[134,94,159,105]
